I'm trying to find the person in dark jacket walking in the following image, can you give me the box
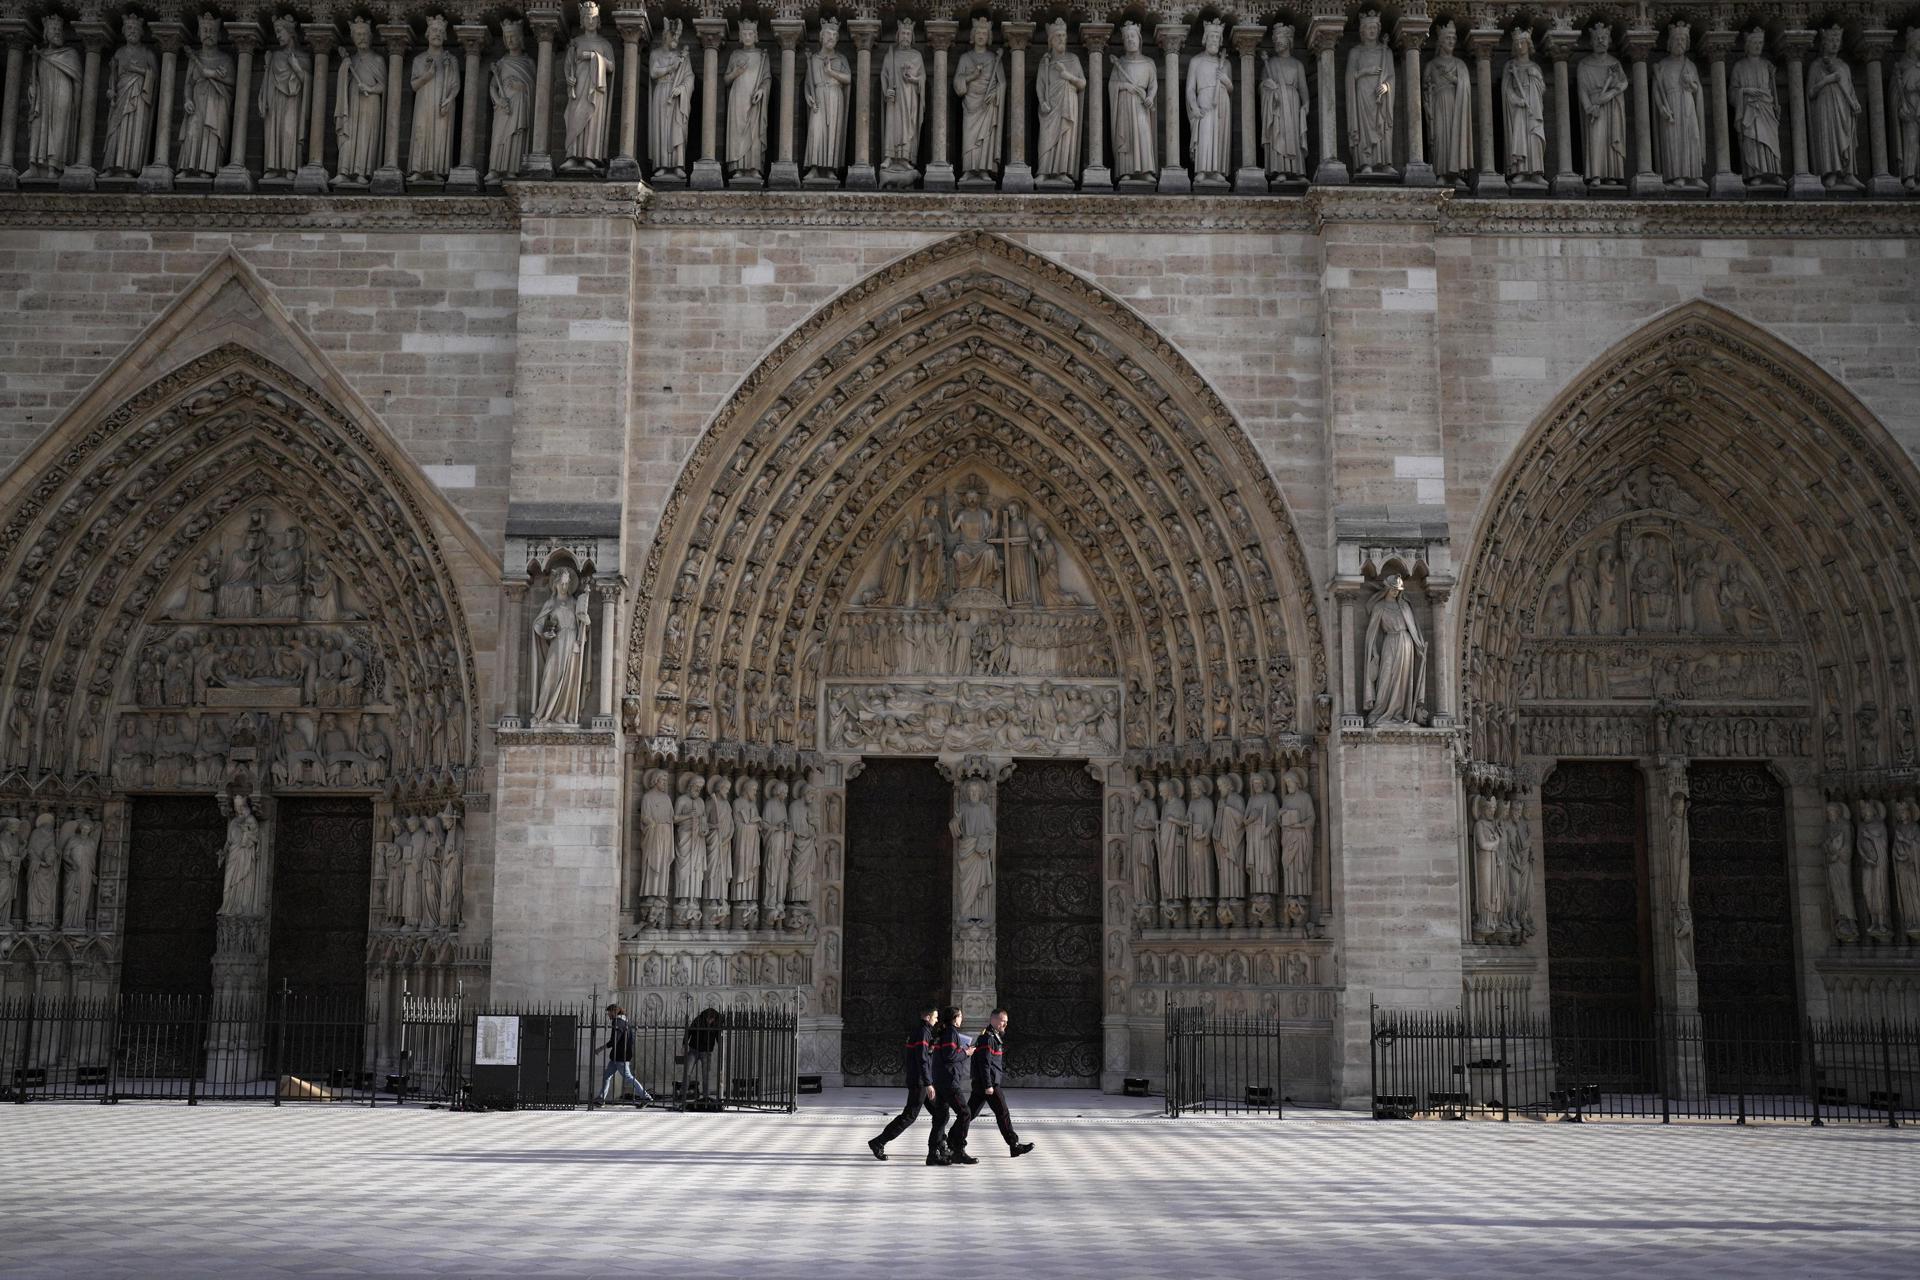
[968,1008,1034,1157]
[593,1003,654,1108]
[926,1006,976,1165]
[869,1003,938,1159]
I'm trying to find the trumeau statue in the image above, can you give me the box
[564,1,617,170]
[1664,761,1693,941]
[259,17,311,181]
[1110,22,1157,181]
[1652,22,1706,189]
[217,793,261,918]
[25,13,80,179]
[1824,800,1858,943]
[487,21,536,181]
[407,16,461,181]
[1579,24,1628,185]
[953,777,995,920]
[1424,22,1471,183]
[24,812,57,928]
[1730,30,1782,183]
[178,14,234,179]
[531,564,591,726]
[1363,573,1427,726]
[1346,9,1395,175]
[954,17,1005,182]
[102,14,159,178]
[336,18,386,183]
[1856,798,1893,943]
[880,20,925,182]
[1260,25,1309,181]
[651,19,695,180]
[1808,26,1862,189]
[725,22,770,181]
[1034,20,1084,183]
[59,817,98,931]
[1187,21,1233,185]
[1503,30,1547,183]
[804,19,851,180]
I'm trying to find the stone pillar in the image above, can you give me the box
[1309,15,1348,184]
[610,11,647,182]
[1232,22,1267,192]
[1396,14,1435,187]
[1467,26,1507,196]
[1080,21,1111,189]
[0,18,27,189]
[843,16,880,190]
[998,19,1035,192]
[214,20,261,192]
[1093,759,1132,1093]
[591,576,625,732]
[1860,29,1902,197]
[1701,26,1743,198]
[923,18,957,192]
[1155,21,1189,193]
[525,9,561,179]
[497,581,529,728]
[690,16,726,189]
[59,17,110,191]
[447,24,489,192]
[770,18,803,189]
[939,756,1011,1018]
[1544,23,1583,197]
[372,24,409,193]
[811,758,852,1086]
[1781,29,1823,199]
[295,22,334,193]
[1626,26,1663,197]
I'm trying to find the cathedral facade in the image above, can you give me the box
[2,0,1919,1105]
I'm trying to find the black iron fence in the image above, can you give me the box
[1165,1007,1286,1117]
[1371,1001,1919,1127]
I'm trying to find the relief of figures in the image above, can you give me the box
[1520,641,1806,703]
[1535,522,1775,642]
[854,476,1090,613]
[827,681,1120,755]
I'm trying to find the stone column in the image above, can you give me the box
[496,581,529,728]
[1425,585,1456,726]
[0,18,27,189]
[770,17,803,189]
[214,20,261,192]
[1155,20,1189,192]
[1467,26,1507,196]
[295,23,334,193]
[1860,29,1903,197]
[610,11,647,182]
[1544,23,1583,197]
[923,18,957,192]
[447,24,489,192]
[1396,14,1436,187]
[1701,26,1742,199]
[60,17,110,191]
[1781,29,1822,198]
[1232,22,1267,192]
[1625,26,1663,197]
[1309,14,1349,184]
[1080,20,1112,190]
[591,576,625,732]
[371,24,409,193]
[939,756,1012,1019]
[1092,758,1132,1092]
[843,16,880,190]
[811,758,852,1085]
[525,8,561,178]
[1000,19,1035,192]
[690,16,727,189]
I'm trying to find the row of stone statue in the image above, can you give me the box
[1468,794,1537,946]
[112,710,397,790]
[635,767,817,933]
[1824,797,1920,947]
[0,809,100,933]
[136,627,376,710]
[378,805,465,932]
[1130,768,1312,931]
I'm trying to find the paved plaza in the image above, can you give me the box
[2,1090,1915,1279]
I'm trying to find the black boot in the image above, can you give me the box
[950,1150,979,1165]
[868,1137,888,1161]
[925,1147,950,1166]
[1010,1142,1034,1158]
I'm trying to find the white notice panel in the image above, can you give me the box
[475,1015,521,1067]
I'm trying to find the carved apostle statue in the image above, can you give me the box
[1890,799,1920,945]
[638,768,676,905]
[1823,800,1859,942]
[1500,800,1534,938]
[673,771,708,911]
[1652,23,1705,188]
[1730,30,1782,183]
[259,17,311,180]
[954,18,1005,182]
[25,13,81,179]
[487,21,536,181]
[564,2,617,170]
[1856,798,1893,943]
[531,564,591,726]
[804,20,851,180]
[1110,22,1158,180]
[730,776,763,925]
[1579,25,1628,185]
[1213,771,1247,916]
[59,817,98,931]
[952,777,996,919]
[23,812,58,928]
[1130,782,1159,913]
[1278,767,1314,909]
[1345,10,1395,175]
[1034,20,1084,183]
[437,803,463,930]
[217,794,261,918]
[1471,795,1506,940]
[1808,26,1861,189]
[703,774,734,914]
[650,19,694,180]
[1187,21,1233,183]
[0,817,24,925]
[335,18,386,183]
[759,779,791,927]
[1363,573,1427,726]
[786,777,818,921]
[725,23,770,181]
[102,14,159,178]
[178,14,234,179]
[407,16,461,181]
[1185,775,1215,909]
[1155,776,1188,911]
[1244,771,1280,901]
[880,20,925,182]
[1502,30,1547,182]
[1423,22,1472,183]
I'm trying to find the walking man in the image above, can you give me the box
[593,1003,654,1108]
[967,1008,1034,1158]
[927,1006,977,1165]
[868,1003,937,1160]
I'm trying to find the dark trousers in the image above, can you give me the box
[928,1087,970,1154]
[875,1084,929,1145]
[968,1085,1020,1147]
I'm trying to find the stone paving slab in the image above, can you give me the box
[1,1088,1915,1279]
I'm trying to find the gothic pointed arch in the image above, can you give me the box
[1458,301,1920,779]
[624,231,1327,755]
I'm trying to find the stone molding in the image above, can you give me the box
[0,193,517,232]
[494,727,618,748]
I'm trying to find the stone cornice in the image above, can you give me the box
[495,727,619,748]
[1439,199,1920,239]
[0,193,517,232]
[637,191,1322,233]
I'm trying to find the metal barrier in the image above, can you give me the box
[1165,1006,1285,1117]
[1370,1001,1918,1127]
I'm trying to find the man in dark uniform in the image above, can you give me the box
[927,1006,977,1166]
[968,1008,1034,1158]
[868,1003,938,1160]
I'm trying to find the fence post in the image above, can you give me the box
[104,994,122,1104]
[1882,1019,1898,1130]
[1806,1016,1823,1128]
[1657,1011,1670,1125]
[13,990,33,1103]
[1499,997,1510,1124]
[273,982,290,1107]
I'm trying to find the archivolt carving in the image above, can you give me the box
[0,344,480,790]
[626,231,1324,753]
[1460,304,1920,776]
